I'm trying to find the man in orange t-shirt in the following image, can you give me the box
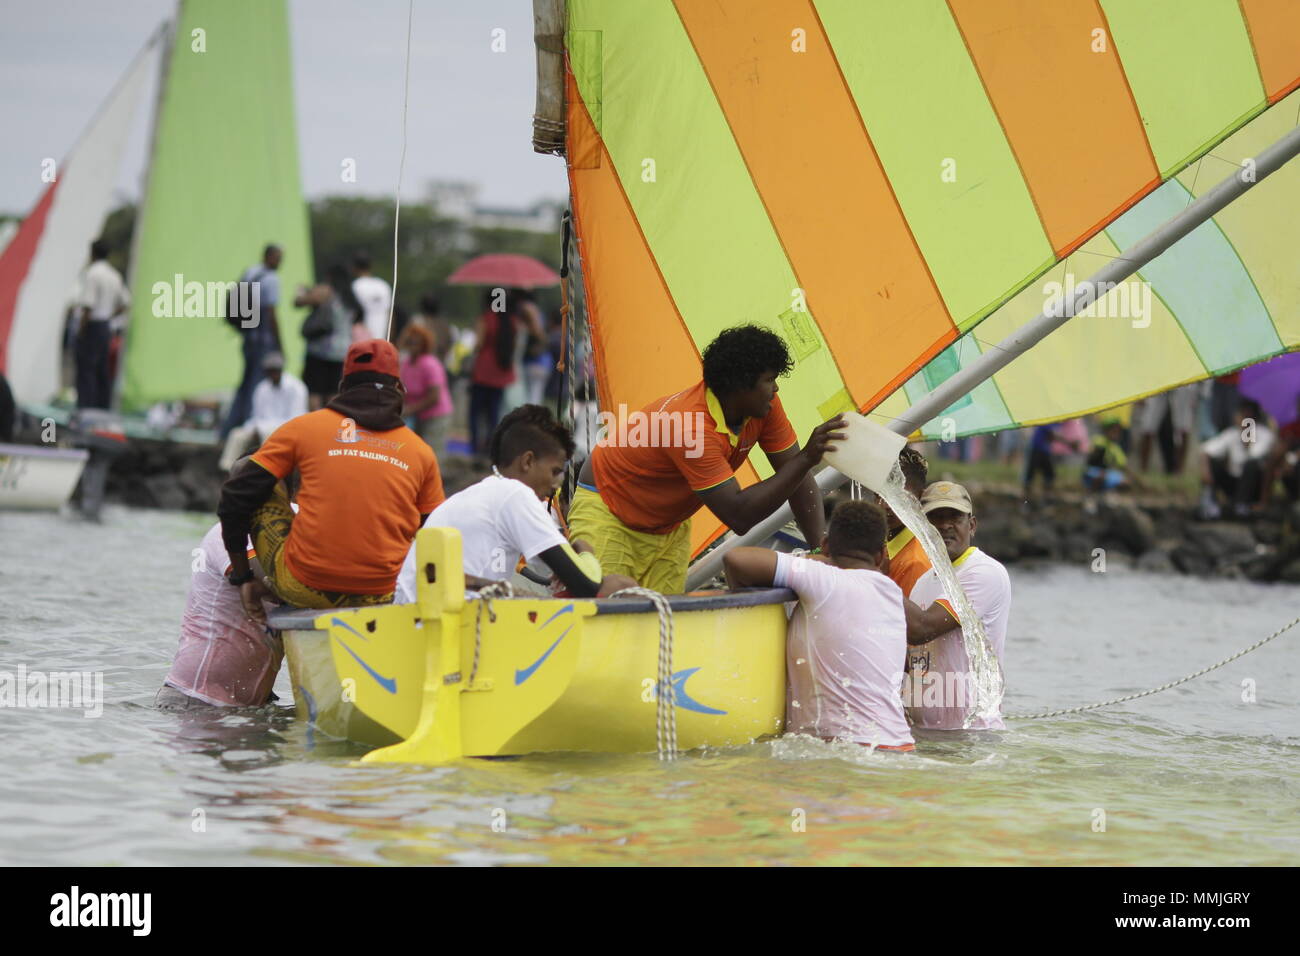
[218,339,444,621]
[878,446,932,598]
[568,325,845,593]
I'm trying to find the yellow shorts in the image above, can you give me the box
[566,487,691,594]
[251,483,394,610]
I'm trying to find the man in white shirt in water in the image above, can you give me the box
[395,405,636,602]
[903,481,1011,730]
[722,500,914,752]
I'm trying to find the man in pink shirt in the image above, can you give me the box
[723,500,914,752]
[156,520,283,709]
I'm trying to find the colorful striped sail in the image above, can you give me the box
[562,0,1300,554]
[874,87,1300,439]
[119,0,312,410]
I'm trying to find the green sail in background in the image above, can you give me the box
[120,0,312,411]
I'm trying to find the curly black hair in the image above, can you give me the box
[491,404,576,467]
[827,499,887,558]
[898,446,929,493]
[701,325,793,396]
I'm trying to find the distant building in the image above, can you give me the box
[427,180,564,235]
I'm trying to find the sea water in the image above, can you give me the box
[2,507,1298,866]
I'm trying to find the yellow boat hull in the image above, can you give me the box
[274,528,789,764]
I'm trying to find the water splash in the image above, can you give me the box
[876,463,1004,727]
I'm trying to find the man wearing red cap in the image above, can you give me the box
[218,339,445,619]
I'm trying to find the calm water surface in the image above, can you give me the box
[2,507,1297,865]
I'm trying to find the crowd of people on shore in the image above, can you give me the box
[214,245,572,472]
[160,322,1013,759]
[62,236,1299,528]
[997,380,1299,517]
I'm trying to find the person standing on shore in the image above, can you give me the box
[221,244,282,439]
[297,265,353,410]
[468,289,518,458]
[351,252,392,342]
[74,239,129,409]
[399,322,452,456]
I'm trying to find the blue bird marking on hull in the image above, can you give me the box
[657,667,727,715]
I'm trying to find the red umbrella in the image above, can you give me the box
[446,253,560,289]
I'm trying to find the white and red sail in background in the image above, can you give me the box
[0,35,158,406]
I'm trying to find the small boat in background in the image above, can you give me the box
[0,442,87,511]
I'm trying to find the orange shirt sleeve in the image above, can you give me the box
[892,542,933,599]
[676,428,737,492]
[758,395,798,454]
[249,418,302,479]
[417,453,445,513]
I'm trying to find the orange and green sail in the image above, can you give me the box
[562,0,1300,554]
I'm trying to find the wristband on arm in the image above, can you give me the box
[536,541,604,598]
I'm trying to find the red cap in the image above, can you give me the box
[343,338,401,379]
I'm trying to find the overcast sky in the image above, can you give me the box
[0,0,569,216]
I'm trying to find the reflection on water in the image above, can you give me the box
[1,507,1298,865]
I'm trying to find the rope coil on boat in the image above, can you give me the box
[612,587,677,760]
[1006,612,1300,720]
[468,583,677,760]
[469,581,515,687]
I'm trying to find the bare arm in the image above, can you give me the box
[904,598,958,645]
[766,444,826,547]
[404,383,442,417]
[723,546,779,589]
[695,416,845,536]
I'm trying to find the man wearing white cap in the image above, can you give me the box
[219,352,307,470]
[903,481,1010,731]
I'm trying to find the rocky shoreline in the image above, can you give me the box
[74,437,1300,584]
[943,484,1300,583]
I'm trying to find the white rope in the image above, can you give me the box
[386,0,414,342]
[579,297,593,464]
[1007,613,1300,720]
[470,581,515,686]
[611,587,677,760]
[565,263,578,486]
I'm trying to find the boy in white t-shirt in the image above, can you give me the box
[395,405,636,602]
[723,500,914,752]
[903,481,1011,730]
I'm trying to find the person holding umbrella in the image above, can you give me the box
[447,254,560,459]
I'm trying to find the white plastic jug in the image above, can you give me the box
[822,412,907,494]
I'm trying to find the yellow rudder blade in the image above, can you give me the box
[362,527,467,765]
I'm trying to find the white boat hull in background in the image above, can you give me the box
[0,443,88,510]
